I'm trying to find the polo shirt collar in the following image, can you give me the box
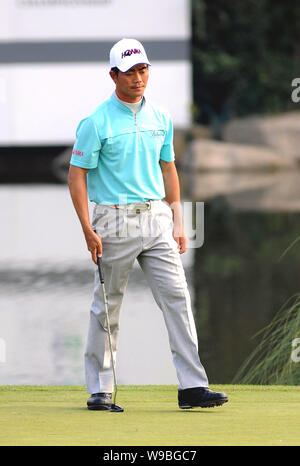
[110,92,146,114]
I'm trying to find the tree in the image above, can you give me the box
[191,0,300,134]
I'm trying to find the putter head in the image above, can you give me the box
[109,403,124,412]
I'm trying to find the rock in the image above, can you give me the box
[180,138,295,171]
[173,128,188,162]
[179,169,300,211]
[179,170,278,200]
[223,112,300,161]
[173,126,212,162]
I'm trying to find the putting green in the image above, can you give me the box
[0,385,299,446]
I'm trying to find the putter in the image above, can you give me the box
[96,254,124,413]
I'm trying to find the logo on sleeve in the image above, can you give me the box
[72,150,84,157]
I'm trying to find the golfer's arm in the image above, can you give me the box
[68,165,93,235]
[160,160,183,225]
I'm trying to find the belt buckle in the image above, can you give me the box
[136,202,151,213]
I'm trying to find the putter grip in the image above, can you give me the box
[97,256,105,284]
[94,230,104,284]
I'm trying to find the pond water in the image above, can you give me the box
[1,169,300,386]
[0,184,190,387]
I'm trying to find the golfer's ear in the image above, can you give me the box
[109,70,117,83]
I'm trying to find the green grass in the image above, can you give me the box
[233,294,300,385]
[1,385,300,446]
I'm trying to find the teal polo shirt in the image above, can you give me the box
[70,93,175,204]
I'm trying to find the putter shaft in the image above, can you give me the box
[97,256,118,408]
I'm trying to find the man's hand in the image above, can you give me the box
[160,161,188,254]
[84,229,103,264]
[68,165,103,264]
[173,231,188,254]
[173,220,188,254]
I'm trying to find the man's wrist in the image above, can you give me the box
[168,201,183,225]
[82,224,94,236]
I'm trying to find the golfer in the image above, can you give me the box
[68,38,228,410]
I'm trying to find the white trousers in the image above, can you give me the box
[84,200,209,393]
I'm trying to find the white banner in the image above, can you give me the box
[0,0,191,144]
[0,0,189,40]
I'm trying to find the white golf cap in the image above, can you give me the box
[109,38,151,73]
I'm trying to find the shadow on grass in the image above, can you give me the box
[72,408,221,414]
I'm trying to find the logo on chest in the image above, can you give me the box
[151,130,165,137]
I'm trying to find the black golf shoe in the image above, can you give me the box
[87,392,112,410]
[178,387,228,409]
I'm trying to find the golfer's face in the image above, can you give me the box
[113,64,149,103]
